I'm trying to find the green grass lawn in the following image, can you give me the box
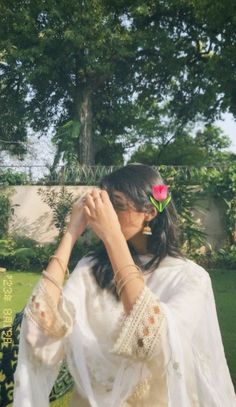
[208,269,236,387]
[0,271,40,323]
[1,267,235,406]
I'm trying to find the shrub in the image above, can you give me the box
[0,169,29,185]
[33,242,58,269]
[37,187,74,239]
[11,247,35,270]
[191,245,236,270]
[0,236,57,271]
[0,195,11,238]
[13,235,38,249]
[0,239,15,267]
[215,246,236,269]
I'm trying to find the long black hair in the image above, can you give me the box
[90,164,183,300]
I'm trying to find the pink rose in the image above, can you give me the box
[152,185,168,201]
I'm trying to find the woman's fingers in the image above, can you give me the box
[90,188,103,203]
[89,189,102,204]
[90,188,100,196]
[82,189,101,219]
[100,189,111,204]
[85,191,96,205]
[81,188,121,241]
[82,188,114,223]
[84,205,92,218]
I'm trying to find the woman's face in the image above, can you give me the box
[110,191,147,241]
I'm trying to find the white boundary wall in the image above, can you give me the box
[6,186,92,243]
[3,186,228,250]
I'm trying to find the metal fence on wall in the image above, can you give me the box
[0,165,121,186]
[0,164,231,187]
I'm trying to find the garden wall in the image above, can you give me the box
[5,185,228,250]
[7,186,92,243]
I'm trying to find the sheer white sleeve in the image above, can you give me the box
[23,278,76,365]
[110,267,211,364]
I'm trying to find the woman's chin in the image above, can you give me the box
[127,232,142,243]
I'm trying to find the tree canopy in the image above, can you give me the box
[129,125,233,166]
[0,0,236,164]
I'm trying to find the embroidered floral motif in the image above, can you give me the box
[110,286,166,360]
[126,375,152,403]
[24,279,76,339]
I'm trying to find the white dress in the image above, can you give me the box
[13,255,236,407]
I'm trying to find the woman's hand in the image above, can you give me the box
[83,189,122,243]
[66,195,88,242]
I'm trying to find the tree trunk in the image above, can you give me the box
[77,87,94,165]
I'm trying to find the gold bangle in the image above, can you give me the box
[49,255,70,278]
[42,270,63,292]
[114,264,142,279]
[115,271,143,288]
[117,274,144,297]
[118,274,144,297]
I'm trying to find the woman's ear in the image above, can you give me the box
[144,206,158,222]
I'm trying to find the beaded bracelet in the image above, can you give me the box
[42,270,63,292]
[49,255,70,278]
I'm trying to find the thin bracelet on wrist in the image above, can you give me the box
[115,271,143,287]
[42,270,63,292]
[49,255,70,278]
[118,274,144,297]
[114,264,142,279]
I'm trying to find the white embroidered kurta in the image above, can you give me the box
[13,255,236,407]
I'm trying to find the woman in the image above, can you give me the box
[13,164,235,407]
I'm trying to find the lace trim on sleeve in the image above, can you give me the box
[24,278,76,339]
[110,286,166,360]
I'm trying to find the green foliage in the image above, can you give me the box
[13,235,38,249]
[157,166,207,252]
[0,194,11,238]
[192,246,236,270]
[0,232,97,272]
[1,1,236,163]
[194,125,231,156]
[130,139,206,166]
[129,125,234,166]
[0,238,23,269]
[0,239,15,259]
[198,163,236,244]
[95,141,124,165]
[0,236,58,271]
[203,165,235,245]
[216,246,236,270]
[37,186,74,239]
[0,169,29,185]
[186,0,236,117]
[150,163,236,253]
[129,144,159,166]
[52,120,81,168]
[130,153,235,256]
[11,248,35,270]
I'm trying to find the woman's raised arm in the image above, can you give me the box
[42,196,88,306]
[23,196,88,346]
